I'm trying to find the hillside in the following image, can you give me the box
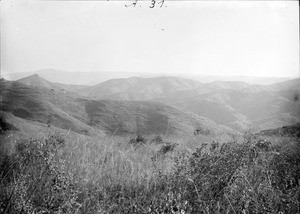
[17,74,88,92]
[268,78,300,91]
[0,79,95,135]
[1,79,232,137]
[154,85,300,131]
[257,123,300,138]
[6,75,300,133]
[84,99,234,137]
[3,69,292,85]
[3,69,157,85]
[77,76,203,100]
[17,74,61,90]
[55,82,88,92]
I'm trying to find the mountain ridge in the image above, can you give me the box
[1,79,233,138]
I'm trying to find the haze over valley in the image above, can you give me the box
[1,73,299,139]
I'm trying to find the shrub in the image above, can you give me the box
[0,134,79,214]
[194,128,211,136]
[1,133,299,214]
[151,135,164,144]
[129,135,147,145]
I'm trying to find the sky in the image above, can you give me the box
[1,0,299,77]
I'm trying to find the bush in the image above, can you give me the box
[0,134,79,214]
[151,135,164,144]
[1,134,299,214]
[129,135,147,145]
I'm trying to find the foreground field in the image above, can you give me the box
[0,132,299,214]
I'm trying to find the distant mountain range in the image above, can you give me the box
[77,76,202,100]
[74,76,300,132]
[2,68,294,85]
[153,79,300,131]
[17,74,88,92]
[2,69,161,85]
[0,77,233,138]
[0,73,299,138]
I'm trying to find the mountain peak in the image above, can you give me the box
[17,73,59,90]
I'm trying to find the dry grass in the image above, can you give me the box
[0,131,299,214]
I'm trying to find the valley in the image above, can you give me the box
[1,74,299,139]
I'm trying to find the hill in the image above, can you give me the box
[17,74,61,90]
[55,82,88,92]
[77,76,202,100]
[1,79,232,137]
[3,69,293,85]
[257,123,300,138]
[0,79,96,135]
[268,78,300,91]
[84,99,233,137]
[154,86,300,131]
[3,69,158,85]
[17,74,88,92]
[7,75,300,133]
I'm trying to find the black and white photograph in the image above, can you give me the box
[0,0,299,213]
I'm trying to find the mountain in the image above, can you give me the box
[16,73,88,93]
[6,74,300,134]
[154,83,300,131]
[268,78,300,91]
[76,77,300,132]
[4,68,293,85]
[0,79,96,135]
[77,76,203,100]
[189,81,270,94]
[54,83,88,92]
[179,74,293,85]
[0,79,232,137]
[3,69,160,85]
[17,74,61,90]
[84,99,233,137]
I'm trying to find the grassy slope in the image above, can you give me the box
[84,99,235,137]
[80,76,299,132]
[1,79,233,138]
[17,74,61,90]
[155,87,300,132]
[77,76,202,100]
[0,79,99,135]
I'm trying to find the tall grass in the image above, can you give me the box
[0,132,299,213]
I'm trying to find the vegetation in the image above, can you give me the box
[0,132,299,214]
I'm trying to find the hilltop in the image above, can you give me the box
[17,74,61,90]
[17,74,88,92]
[77,76,202,100]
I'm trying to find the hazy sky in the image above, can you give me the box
[1,0,299,77]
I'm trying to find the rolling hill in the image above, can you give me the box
[155,88,300,131]
[268,78,300,91]
[3,69,159,85]
[17,74,88,92]
[84,99,233,137]
[17,74,61,90]
[77,76,203,100]
[4,74,300,135]
[3,69,292,85]
[0,79,95,135]
[1,79,233,138]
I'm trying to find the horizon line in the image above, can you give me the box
[1,70,299,79]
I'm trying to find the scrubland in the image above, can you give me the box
[0,131,299,214]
